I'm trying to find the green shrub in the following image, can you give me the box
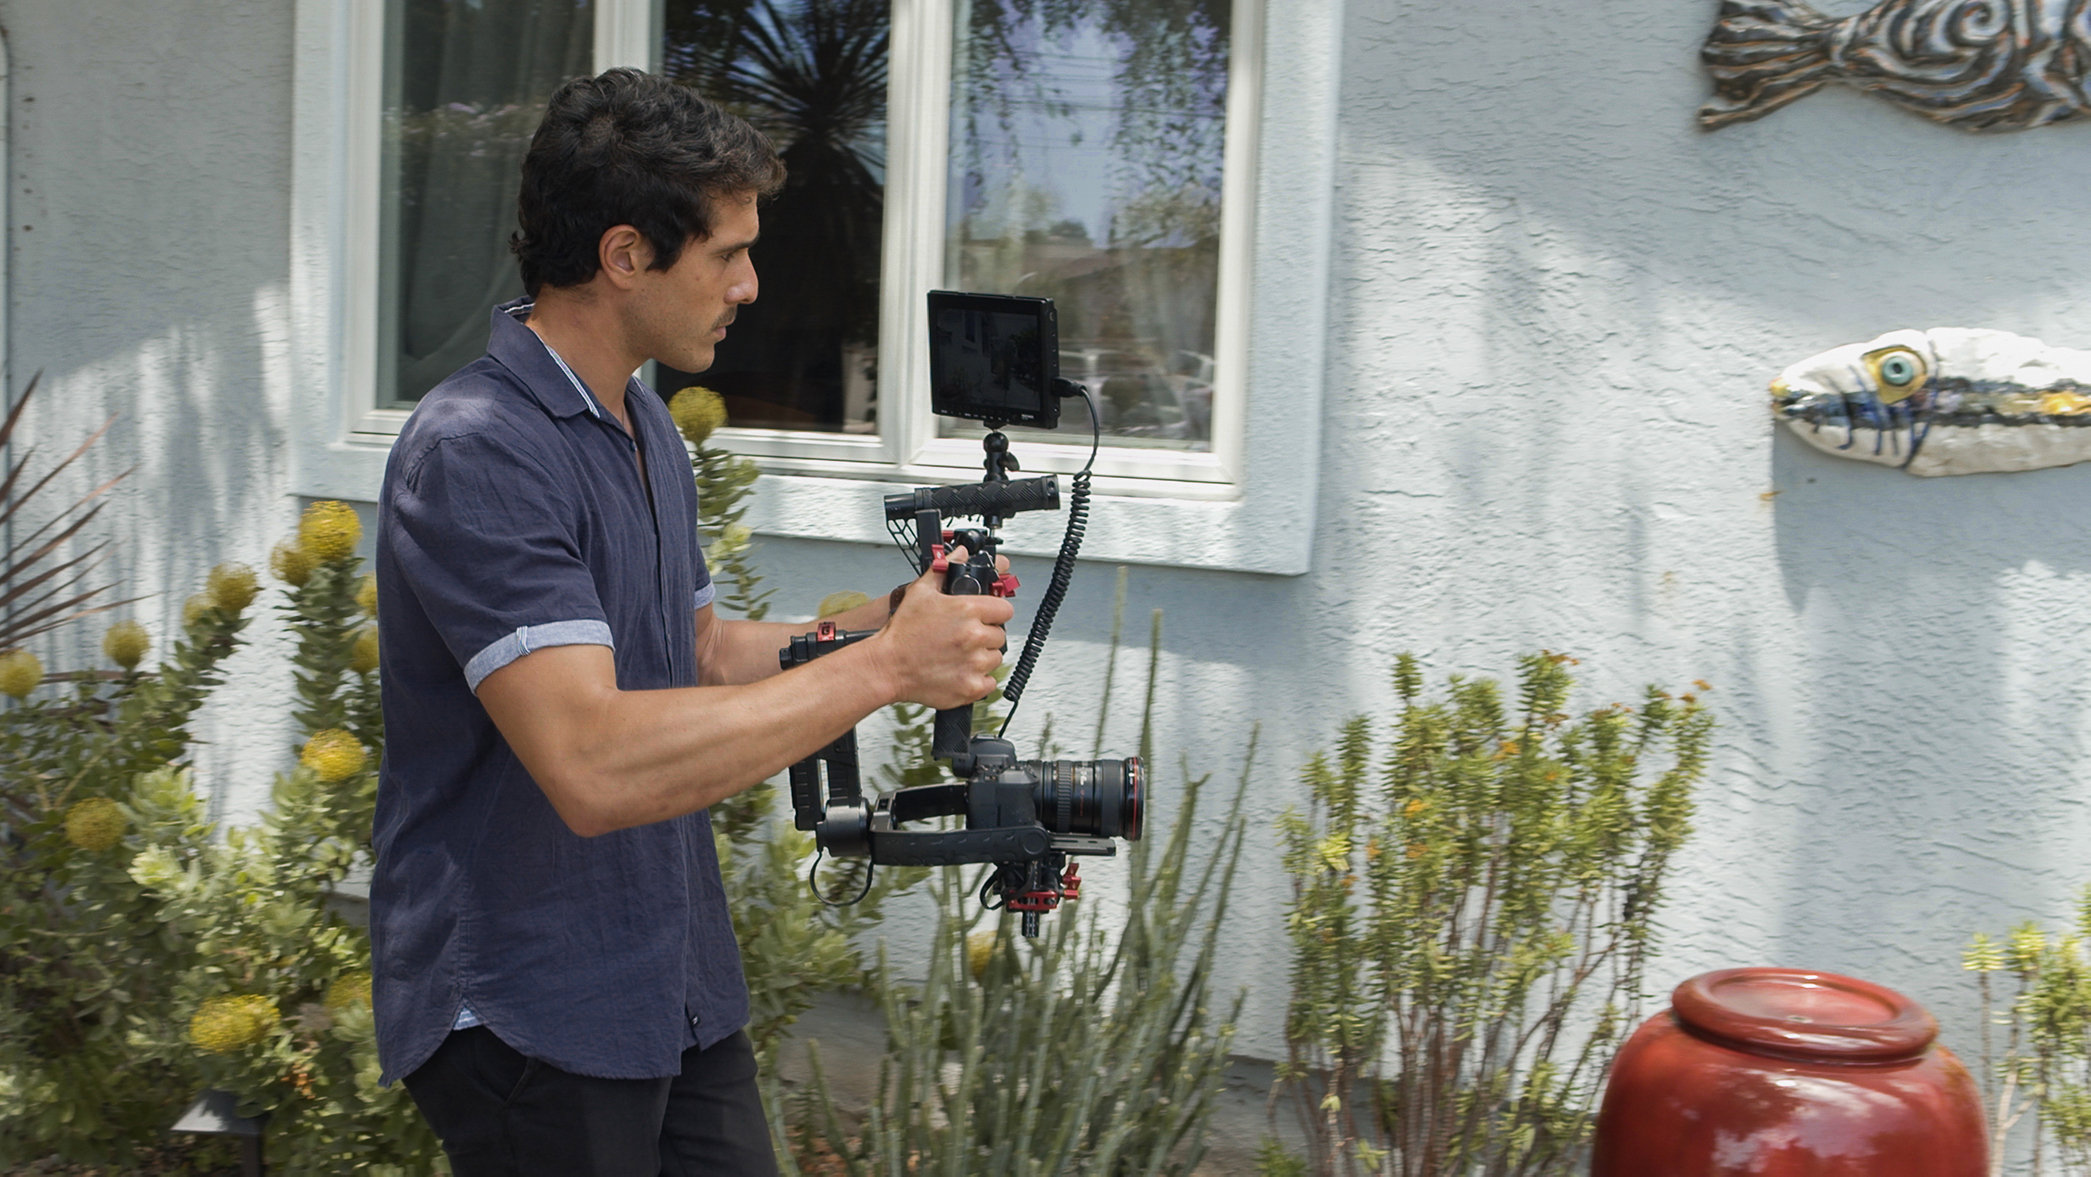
[0,567,255,1162]
[1965,893,2091,1175]
[0,502,437,1173]
[1272,653,1711,1177]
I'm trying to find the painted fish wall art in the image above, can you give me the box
[1770,328,2091,475]
[1701,0,2091,132]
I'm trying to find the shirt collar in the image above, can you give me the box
[485,295,617,422]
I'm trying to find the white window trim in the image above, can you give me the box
[290,0,1338,575]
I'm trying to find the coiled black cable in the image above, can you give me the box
[999,383,1100,732]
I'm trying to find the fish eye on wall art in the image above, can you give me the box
[1771,329,2091,475]
[1700,0,2091,132]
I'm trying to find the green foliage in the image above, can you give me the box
[1275,653,1712,1177]
[0,586,253,1162]
[673,384,771,620]
[1965,889,2091,1175]
[285,558,383,753]
[124,759,439,1176]
[0,515,440,1174]
[1257,1137,1312,1177]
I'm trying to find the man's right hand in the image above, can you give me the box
[871,545,1014,711]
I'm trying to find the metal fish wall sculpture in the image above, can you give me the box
[1701,0,2091,132]
[1771,328,2091,475]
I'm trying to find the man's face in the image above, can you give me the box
[630,192,760,374]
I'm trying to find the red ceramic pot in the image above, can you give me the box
[1591,968,1986,1176]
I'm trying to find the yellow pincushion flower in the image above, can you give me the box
[270,538,315,587]
[298,500,361,564]
[966,930,997,982]
[324,971,373,1012]
[300,729,366,782]
[65,797,127,852]
[103,620,150,671]
[817,591,870,619]
[181,593,214,628]
[188,995,279,1054]
[349,627,379,674]
[355,572,378,617]
[207,563,259,614]
[0,649,42,699]
[669,385,729,446]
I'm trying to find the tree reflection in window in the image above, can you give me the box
[660,0,888,434]
[947,0,1230,451]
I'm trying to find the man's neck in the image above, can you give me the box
[524,288,642,429]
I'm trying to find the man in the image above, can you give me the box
[369,68,1012,1175]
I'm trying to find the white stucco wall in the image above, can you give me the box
[9,0,2091,1091]
[0,0,305,825]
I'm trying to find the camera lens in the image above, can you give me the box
[1027,757,1142,842]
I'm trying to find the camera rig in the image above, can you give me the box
[777,305,1140,934]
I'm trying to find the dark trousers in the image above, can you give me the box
[403,1026,779,1177]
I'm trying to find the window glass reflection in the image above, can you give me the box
[945,0,1230,451]
[658,0,888,434]
[379,0,592,408]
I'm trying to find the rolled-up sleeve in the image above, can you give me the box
[391,432,612,692]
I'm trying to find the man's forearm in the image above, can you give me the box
[486,640,902,836]
[490,562,1011,837]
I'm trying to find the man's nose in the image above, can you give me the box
[732,259,758,305]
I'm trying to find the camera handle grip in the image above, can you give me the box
[932,558,985,763]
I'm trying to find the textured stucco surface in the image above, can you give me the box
[8,0,2091,1090]
[0,0,303,825]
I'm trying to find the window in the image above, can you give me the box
[940,0,1232,458]
[375,0,592,411]
[292,0,1333,574]
[658,0,889,438]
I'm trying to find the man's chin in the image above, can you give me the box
[666,346,716,375]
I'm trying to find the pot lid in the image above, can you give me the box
[1671,968,1938,1063]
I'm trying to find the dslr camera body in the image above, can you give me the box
[777,292,1142,934]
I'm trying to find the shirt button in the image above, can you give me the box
[690,1014,703,1028]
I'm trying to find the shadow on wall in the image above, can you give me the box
[1766,428,2091,966]
[20,286,301,830]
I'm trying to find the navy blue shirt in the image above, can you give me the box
[370,297,748,1084]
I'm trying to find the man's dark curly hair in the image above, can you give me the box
[511,68,785,295]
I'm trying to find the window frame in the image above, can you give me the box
[290,0,1337,575]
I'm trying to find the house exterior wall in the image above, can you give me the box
[5,0,2090,1071]
[0,0,304,826]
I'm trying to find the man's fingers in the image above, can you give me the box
[877,541,1016,708]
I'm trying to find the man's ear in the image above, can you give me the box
[597,225,652,290]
